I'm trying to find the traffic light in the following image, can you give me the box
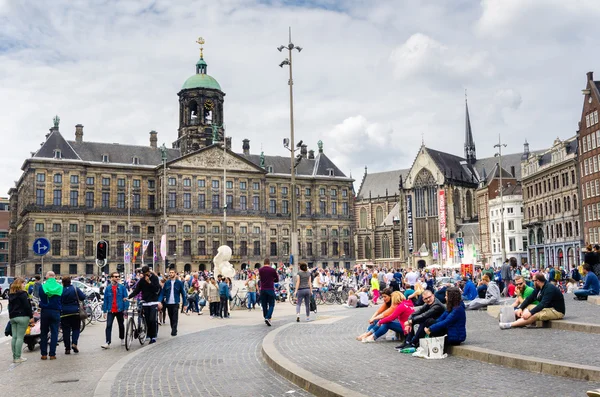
[165,258,170,269]
[96,240,108,261]
[117,264,124,273]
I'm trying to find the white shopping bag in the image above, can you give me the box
[499,305,516,323]
[413,336,447,359]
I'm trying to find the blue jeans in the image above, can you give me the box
[575,289,598,298]
[373,320,404,339]
[105,312,125,344]
[247,292,257,309]
[40,310,60,357]
[260,290,276,320]
[367,320,380,333]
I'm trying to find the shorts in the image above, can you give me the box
[535,307,564,321]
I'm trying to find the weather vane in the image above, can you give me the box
[196,37,205,58]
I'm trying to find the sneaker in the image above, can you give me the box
[265,319,272,327]
[49,356,56,360]
[198,312,203,315]
[362,335,375,343]
[306,318,311,322]
[149,338,156,344]
[65,350,71,355]
[395,342,410,350]
[72,344,79,353]
[412,347,427,358]
[499,322,512,330]
[120,339,125,346]
[296,315,300,323]
[13,357,27,363]
[41,356,48,360]
[101,343,111,349]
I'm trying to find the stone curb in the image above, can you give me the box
[261,322,368,397]
[541,320,600,334]
[449,344,600,382]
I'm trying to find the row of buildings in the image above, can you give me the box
[4,41,599,276]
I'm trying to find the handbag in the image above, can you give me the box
[75,286,88,321]
[4,321,11,337]
[309,295,317,312]
[413,336,447,359]
[499,305,516,323]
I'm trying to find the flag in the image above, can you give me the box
[153,240,158,263]
[160,234,167,260]
[133,241,141,263]
[142,240,150,255]
[432,243,438,259]
[456,238,465,259]
[124,243,131,265]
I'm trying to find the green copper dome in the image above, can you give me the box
[182,73,221,91]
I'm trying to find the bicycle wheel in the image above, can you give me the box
[125,318,135,351]
[138,317,147,345]
[85,305,94,325]
[325,291,336,305]
[80,318,86,333]
[315,292,325,305]
[340,290,349,304]
[93,303,105,322]
[232,296,241,308]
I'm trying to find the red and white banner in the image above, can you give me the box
[439,189,447,260]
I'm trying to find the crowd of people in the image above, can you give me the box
[6,249,600,364]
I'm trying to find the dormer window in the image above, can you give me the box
[327,169,334,176]
[54,149,62,159]
[102,154,109,163]
[132,156,139,165]
[267,165,273,173]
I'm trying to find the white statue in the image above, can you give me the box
[213,245,235,278]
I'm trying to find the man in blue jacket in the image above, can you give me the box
[101,272,129,349]
[158,268,187,336]
[38,271,63,360]
[461,276,477,301]
[574,263,600,300]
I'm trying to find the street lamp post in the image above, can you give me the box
[160,144,168,273]
[494,135,508,264]
[278,27,302,276]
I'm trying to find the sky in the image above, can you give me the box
[1,0,600,195]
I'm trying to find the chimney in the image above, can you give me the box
[588,71,594,81]
[75,124,84,143]
[510,166,515,178]
[226,136,232,150]
[308,150,315,160]
[149,130,158,148]
[300,144,307,158]
[242,139,250,155]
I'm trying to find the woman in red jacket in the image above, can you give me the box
[362,291,414,342]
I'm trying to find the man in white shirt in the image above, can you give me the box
[357,287,370,308]
[405,268,419,289]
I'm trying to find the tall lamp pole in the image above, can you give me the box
[160,144,168,273]
[278,27,303,275]
[494,135,508,264]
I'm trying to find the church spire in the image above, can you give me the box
[464,90,476,164]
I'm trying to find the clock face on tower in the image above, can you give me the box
[204,100,214,110]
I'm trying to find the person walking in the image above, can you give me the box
[101,272,129,348]
[371,272,380,304]
[294,262,313,322]
[258,258,278,326]
[60,276,86,354]
[218,277,230,319]
[158,268,187,336]
[38,271,63,360]
[8,277,33,363]
[245,273,257,311]
[127,266,161,344]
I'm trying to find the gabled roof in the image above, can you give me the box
[474,151,544,182]
[357,169,409,199]
[426,147,477,185]
[485,162,515,184]
[241,152,348,178]
[34,129,80,160]
[312,153,347,177]
[382,202,400,226]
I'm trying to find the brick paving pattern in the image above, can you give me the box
[111,323,311,397]
[273,308,600,397]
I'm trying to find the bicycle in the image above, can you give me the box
[124,300,148,351]
[231,290,248,309]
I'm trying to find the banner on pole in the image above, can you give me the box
[456,237,465,259]
[432,242,438,260]
[406,195,414,253]
[160,234,167,260]
[124,243,131,265]
[439,189,447,260]
[133,241,141,263]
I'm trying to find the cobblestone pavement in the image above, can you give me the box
[111,322,311,397]
[273,308,600,397]
[468,302,600,367]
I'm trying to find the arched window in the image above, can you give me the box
[199,263,206,271]
[189,100,199,122]
[573,195,578,210]
[376,206,384,226]
[575,221,579,236]
[453,189,461,219]
[359,208,367,228]
[544,202,548,216]
[557,199,561,213]
[382,235,391,258]
[365,237,372,259]
[414,168,437,218]
[537,228,544,245]
[184,264,191,273]
[529,230,535,245]
[465,191,473,219]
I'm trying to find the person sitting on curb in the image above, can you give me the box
[361,291,414,343]
[396,289,445,350]
[356,288,395,341]
[499,273,565,329]
[356,287,370,308]
[461,276,477,301]
[574,263,600,301]
[465,275,500,310]
[424,286,466,353]
[512,275,538,310]
[344,290,358,308]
